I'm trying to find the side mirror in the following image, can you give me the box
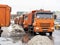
[54,15,57,19]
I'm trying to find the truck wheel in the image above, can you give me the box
[24,28,28,33]
[0,30,3,37]
[49,32,52,36]
[34,32,36,35]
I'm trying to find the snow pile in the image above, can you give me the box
[10,24,25,37]
[1,27,11,37]
[28,35,53,45]
[0,37,22,45]
[12,24,24,32]
[1,24,25,38]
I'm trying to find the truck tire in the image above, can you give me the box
[34,32,36,35]
[24,28,28,33]
[0,30,3,37]
[49,32,52,36]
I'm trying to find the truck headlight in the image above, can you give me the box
[36,27,39,30]
[51,27,54,29]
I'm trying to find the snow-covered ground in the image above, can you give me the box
[0,37,22,45]
[0,24,26,45]
[0,23,60,45]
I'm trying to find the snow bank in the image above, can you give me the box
[28,35,54,45]
[10,24,25,37]
[0,37,22,45]
[1,24,25,38]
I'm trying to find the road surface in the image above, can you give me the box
[53,30,60,45]
[0,29,60,45]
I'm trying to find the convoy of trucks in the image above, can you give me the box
[0,4,55,36]
[15,9,54,36]
[0,4,11,37]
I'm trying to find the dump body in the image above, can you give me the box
[0,5,11,27]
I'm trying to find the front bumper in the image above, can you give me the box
[34,27,54,32]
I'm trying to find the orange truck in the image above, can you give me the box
[23,9,54,36]
[15,14,28,26]
[18,15,24,26]
[0,4,11,36]
[14,17,19,24]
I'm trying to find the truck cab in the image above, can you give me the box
[33,11,54,36]
[23,9,54,36]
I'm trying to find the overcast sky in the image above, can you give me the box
[0,0,60,14]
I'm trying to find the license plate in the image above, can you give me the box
[43,29,47,30]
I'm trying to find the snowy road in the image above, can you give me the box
[0,25,60,45]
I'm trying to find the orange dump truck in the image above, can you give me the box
[23,9,54,36]
[14,17,19,24]
[0,4,11,36]
[15,14,28,26]
[18,15,24,26]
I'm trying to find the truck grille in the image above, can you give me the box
[40,23,50,27]
[42,28,49,29]
[42,27,49,31]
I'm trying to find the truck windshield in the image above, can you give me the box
[36,13,53,19]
